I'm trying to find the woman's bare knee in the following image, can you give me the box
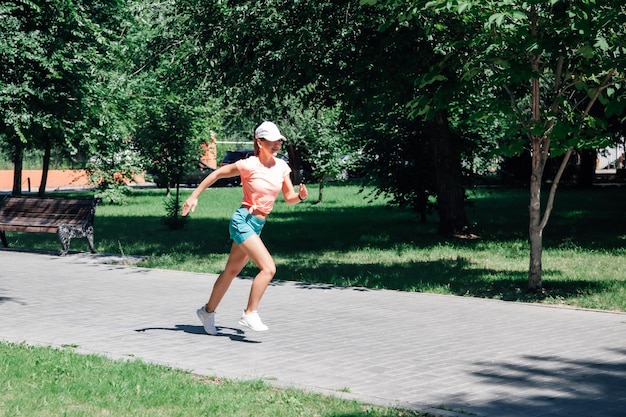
[253,257,276,282]
[222,265,243,279]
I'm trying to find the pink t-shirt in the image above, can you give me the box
[236,156,292,215]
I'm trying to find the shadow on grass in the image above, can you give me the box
[9,186,626,254]
[1,203,432,257]
[4,186,624,309]
[0,215,232,256]
[266,257,617,304]
[466,186,626,251]
[331,413,429,417]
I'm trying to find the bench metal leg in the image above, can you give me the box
[58,226,71,256]
[57,224,96,256]
[85,226,96,253]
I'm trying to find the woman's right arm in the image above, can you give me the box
[182,163,240,216]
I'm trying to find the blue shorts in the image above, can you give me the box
[229,207,266,245]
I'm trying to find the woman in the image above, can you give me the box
[182,121,308,334]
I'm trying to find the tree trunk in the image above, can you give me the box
[317,178,324,203]
[428,109,468,236]
[525,7,613,292]
[577,148,596,188]
[527,21,546,291]
[286,143,304,184]
[528,143,544,291]
[39,137,52,197]
[12,141,24,196]
[527,53,545,290]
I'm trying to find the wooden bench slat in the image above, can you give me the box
[0,216,85,226]
[0,212,91,218]
[0,213,89,221]
[1,209,91,217]
[1,204,92,214]
[0,225,58,233]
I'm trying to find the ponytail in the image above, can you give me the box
[253,121,263,156]
[254,138,261,156]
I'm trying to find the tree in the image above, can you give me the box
[0,0,48,194]
[134,97,197,228]
[368,0,626,290]
[282,103,353,202]
[514,3,623,290]
[461,1,625,291]
[0,0,130,196]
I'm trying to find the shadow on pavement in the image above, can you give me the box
[0,295,25,306]
[134,324,261,343]
[433,347,626,417]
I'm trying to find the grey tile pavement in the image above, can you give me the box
[1,249,625,417]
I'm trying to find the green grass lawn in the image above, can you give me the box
[5,183,626,311]
[0,342,427,417]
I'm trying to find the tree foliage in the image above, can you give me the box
[134,97,198,196]
[0,0,130,195]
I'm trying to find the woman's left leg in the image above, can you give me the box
[205,241,249,313]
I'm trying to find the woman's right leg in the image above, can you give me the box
[205,242,249,312]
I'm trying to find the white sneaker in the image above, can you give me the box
[239,310,268,331]
[196,306,217,335]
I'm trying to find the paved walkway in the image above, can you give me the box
[1,250,625,417]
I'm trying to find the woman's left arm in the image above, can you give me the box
[282,175,308,205]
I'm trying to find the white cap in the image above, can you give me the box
[254,121,286,142]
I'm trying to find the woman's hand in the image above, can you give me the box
[182,197,198,216]
[297,183,308,200]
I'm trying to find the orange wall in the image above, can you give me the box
[0,170,147,191]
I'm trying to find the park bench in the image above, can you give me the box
[0,196,100,256]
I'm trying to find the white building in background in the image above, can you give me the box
[597,140,625,170]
